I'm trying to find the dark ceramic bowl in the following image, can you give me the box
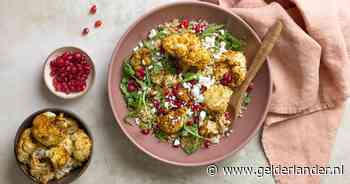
[108,1,272,166]
[14,108,93,184]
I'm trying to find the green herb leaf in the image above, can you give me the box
[183,124,203,139]
[160,56,176,74]
[122,62,135,77]
[201,24,224,38]
[243,93,251,105]
[181,135,203,155]
[182,72,200,82]
[154,129,168,141]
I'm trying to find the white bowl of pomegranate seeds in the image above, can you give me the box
[43,47,95,99]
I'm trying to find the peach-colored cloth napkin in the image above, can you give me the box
[200,0,350,183]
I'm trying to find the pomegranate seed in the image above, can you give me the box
[135,67,145,80]
[200,86,207,93]
[82,28,89,36]
[127,80,138,92]
[152,100,160,109]
[192,103,201,112]
[174,100,182,108]
[50,51,91,94]
[74,53,82,61]
[158,108,166,115]
[94,20,103,28]
[90,5,97,14]
[204,140,211,148]
[164,88,170,96]
[187,120,193,126]
[193,116,199,124]
[153,124,160,130]
[247,82,254,92]
[179,19,189,29]
[189,79,197,85]
[224,112,231,120]
[141,129,150,135]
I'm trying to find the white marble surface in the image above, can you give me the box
[0,0,348,183]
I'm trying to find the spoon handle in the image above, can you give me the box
[233,20,283,119]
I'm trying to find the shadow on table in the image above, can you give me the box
[6,156,28,184]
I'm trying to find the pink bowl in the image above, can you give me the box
[108,1,271,166]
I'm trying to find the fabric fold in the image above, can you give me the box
[200,0,350,183]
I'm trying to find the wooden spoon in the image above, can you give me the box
[232,20,283,119]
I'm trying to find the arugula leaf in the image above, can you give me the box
[217,31,243,51]
[201,24,224,38]
[143,40,155,51]
[183,124,203,139]
[153,27,168,40]
[160,56,176,74]
[122,62,135,77]
[154,129,168,141]
[120,77,144,109]
[224,33,242,51]
[181,135,203,155]
[182,72,200,82]
[243,93,251,105]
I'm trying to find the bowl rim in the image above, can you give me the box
[14,108,94,183]
[107,0,272,166]
[43,46,96,99]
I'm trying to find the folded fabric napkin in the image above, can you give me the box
[200,0,350,183]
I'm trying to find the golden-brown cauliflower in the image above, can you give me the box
[214,50,247,87]
[199,120,219,138]
[30,149,55,184]
[157,108,186,134]
[182,47,211,70]
[203,84,233,113]
[32,113,66,147]
[48,147,71,170]
[71,130,92,162]
[16,128,41,164]
[130,48,152,69]
[162,33,211,69]
[54,114,79,135]
[58,137,74,155]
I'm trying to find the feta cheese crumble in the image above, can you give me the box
[198,76,215,88]
[203,36,216,49]
[199,111,206,122]
[173,138,180,146]
[148,29,157,38]
[214,42,227,59]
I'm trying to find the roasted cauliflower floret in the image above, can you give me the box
[54,114,79,135]
[214,50,247,87]
[203,84,233,113]
[182,47,211,69]
[199,120,219,138]
[16,128,41,164]
[54,159,81,180]
[32,113,66,147]
[71,130,92,162]
[157,108,186,134]
[30,149,55,184]
[58,137,74,155]
[130,48,152,69]
[162,33,211,70]
[162,32,200,57]
[48,147,71,169]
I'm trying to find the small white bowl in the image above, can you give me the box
[43,47,95,99]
